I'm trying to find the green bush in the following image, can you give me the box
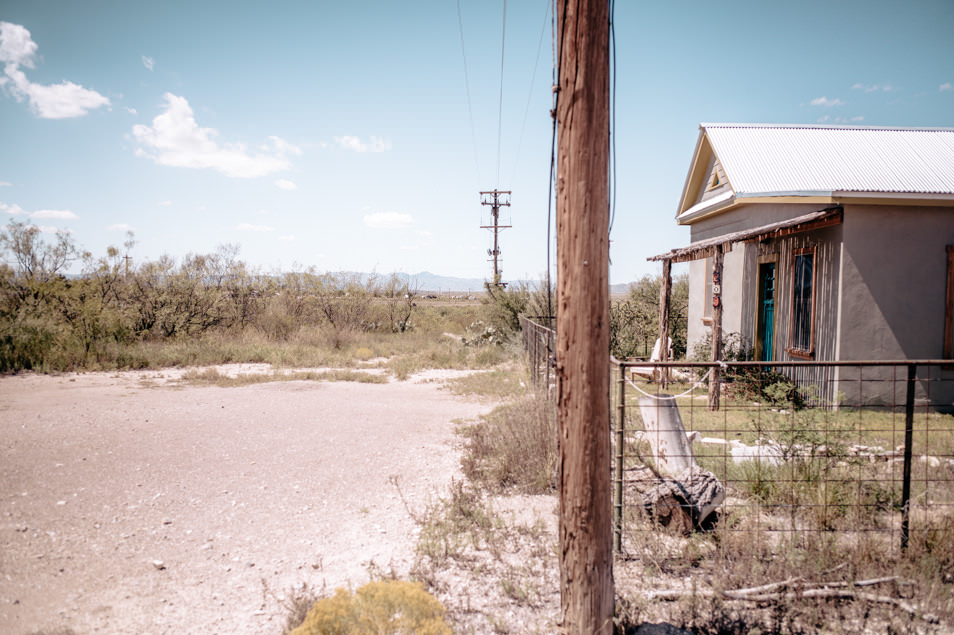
[481,279,551,337]
[289,580,451,635]
[611,273,689,359]
[0,218,502,374]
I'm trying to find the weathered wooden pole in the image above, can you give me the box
[555,0,613,632]
[658,258,672,388]
[708,245,724,410]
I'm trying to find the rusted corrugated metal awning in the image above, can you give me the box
[648,206,843,264]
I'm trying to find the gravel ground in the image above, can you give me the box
[0,366,494,635]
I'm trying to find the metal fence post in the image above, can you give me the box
[614,362,625,552]
[901,363,916,551]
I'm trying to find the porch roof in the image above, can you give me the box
[648,206,843,264]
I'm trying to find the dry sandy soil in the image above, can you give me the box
[0,365,496,635]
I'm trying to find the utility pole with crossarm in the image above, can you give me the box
[479,189,512,286]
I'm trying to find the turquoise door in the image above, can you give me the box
[757,263,775,361]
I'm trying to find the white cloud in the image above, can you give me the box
[0,21,37,67]
[131,93,301,178]
[38,225,69,234]
[107,223,135,232]
[236,222,273,232]
[275,179,297,190]
[811,96,844,107]
[817,115,864,124]
[0,21,110,119]
[142,55,154,71]
[0,181,11,187]
[334,135,391,153]
[851,83,895,93]
[1,202,76,219]
[364,212,413,229]
[126,106,137,115]
[32,209,77,220]
[0,202,27,215]
[158,200,172,206]
[278,235,296,241]
[941,83,954,92]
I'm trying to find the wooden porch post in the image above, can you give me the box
[555,0,614,632]
[658,259,672,388]
[708,245,724,410]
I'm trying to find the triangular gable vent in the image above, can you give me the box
[706,159,727,191]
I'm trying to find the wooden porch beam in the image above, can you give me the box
[659,259,672,388]
[708,245,724,410]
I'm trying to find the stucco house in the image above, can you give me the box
[651,123,954,406]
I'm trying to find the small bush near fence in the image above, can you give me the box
[288,580,451,635]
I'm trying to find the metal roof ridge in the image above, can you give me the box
[700,122,954,132]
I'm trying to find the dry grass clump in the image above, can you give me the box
[353,346,374,361]
[408,480,559,633]
[445,365,527,400]
[614,502,954,633]
[459,391,557,494]
[181,367,387,386]
[288,580,451,635]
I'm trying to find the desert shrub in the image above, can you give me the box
[461,319,505,347]
[611,273,689,359]
[460,391,557,494]
[691,331,807,408]
[0,317,59,372]
[289,580,450,635]
[481,279,552,337]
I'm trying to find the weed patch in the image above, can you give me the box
[460,391,557,494]
[180,367,387,386]
[445,366,526,400]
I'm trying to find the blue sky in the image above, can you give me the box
[1,0,952,284]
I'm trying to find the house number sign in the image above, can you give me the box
[712,270,722,308]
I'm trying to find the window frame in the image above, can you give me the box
[786,246,816,359]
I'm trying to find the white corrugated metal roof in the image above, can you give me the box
[702,123,954,196]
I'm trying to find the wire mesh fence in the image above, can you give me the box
[520,314,554,390]
[612,359,954,559]
[517,315,954,560]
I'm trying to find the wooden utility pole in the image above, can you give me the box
[555,0,613,632]
[708,245,724,410]
[479,190,512,285]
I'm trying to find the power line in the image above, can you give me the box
[496,0,508,186]
[546,0,565,320]
[608,0,617,237]
[507,0,551,188]
[456,0,482,190]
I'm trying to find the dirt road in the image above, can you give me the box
[0,367,493,634]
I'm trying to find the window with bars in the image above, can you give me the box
[788,247,815,358]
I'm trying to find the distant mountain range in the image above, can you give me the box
[386,271,635,295]
[397,272,489,293]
